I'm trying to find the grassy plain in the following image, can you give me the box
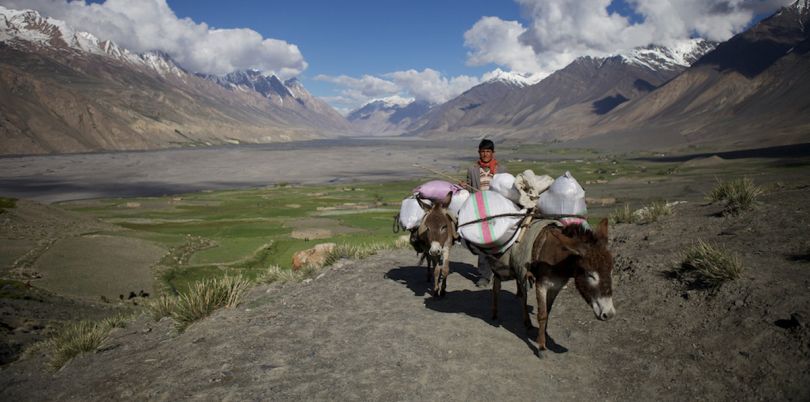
[55,148,810,295]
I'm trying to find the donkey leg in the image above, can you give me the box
[492,276,501,320]
[519,281,531,329]
[433,262,442,297]
[425,255,432,283]
[439,247,450,297]
[535,284,548,350]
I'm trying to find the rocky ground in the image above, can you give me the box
[1,181,809,400]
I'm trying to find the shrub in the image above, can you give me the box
[609,204,634,224]
[171,275,251,331]
[146,295,177,321]
[257,265,301,284]
[634,201,673,224]
[45,314,130,369]
[0,197,16,214]
[679,240,744,287]
[706,177,762,215]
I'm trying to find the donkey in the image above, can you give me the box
[410,192,456,297]
[485,218,615,351]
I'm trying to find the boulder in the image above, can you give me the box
[291,243,336,271]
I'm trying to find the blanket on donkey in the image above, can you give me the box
[490,219,561,285]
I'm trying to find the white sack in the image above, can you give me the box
[448,189,470,218]
[538,171,587,216]
[458,190,524,253]
[399,197,427,230]
[490,173,520,203]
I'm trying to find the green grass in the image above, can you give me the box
[59,180,417,293]
[0,197,16,213]
[43,314,131,369]
[679,240,744,288]
[609,204,635,225]
[706,177,763,216]
[609,201,672,225]
[169,275,251,331]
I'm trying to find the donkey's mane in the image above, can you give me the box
[561,223,598,244]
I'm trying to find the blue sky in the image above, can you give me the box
[5,0,794,113]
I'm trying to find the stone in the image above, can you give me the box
[291,243,336,271]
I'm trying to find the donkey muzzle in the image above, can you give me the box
[592,297,616,321]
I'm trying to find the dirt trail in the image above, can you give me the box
[2,187,810,400]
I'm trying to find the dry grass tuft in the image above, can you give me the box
[171,275,251,331]
[679,240,744,288]
[44,313,130,369]
[707,177,763,215]
[634,201,673,224]
[609,204,634,224]
[610,201,673,224]
[146,295,176,321]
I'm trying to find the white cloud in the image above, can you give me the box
[314,74,399,97]
[317,69,481,111]
[465,0,795,77]
[386,68,480,104]
[464,17,545,75]
[0,0,307,77]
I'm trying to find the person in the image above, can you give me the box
[465,139,507,288]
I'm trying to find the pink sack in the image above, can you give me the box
[413,180,463,202]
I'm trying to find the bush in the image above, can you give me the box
[634,201,673,224]
[0,197,16,214]
[610,201,673,225]
[609,204,634,224]
[146,295,176,321]
[257,265,301,284]
[171,275,251,331]
[707,177,762,215]
[679,240,744,287]
[45,314,130,369]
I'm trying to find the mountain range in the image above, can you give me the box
[1,1,809,155]
[0,6,349,155]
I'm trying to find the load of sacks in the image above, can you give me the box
[398,170,588,256]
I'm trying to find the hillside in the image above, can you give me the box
[1,180,809,400]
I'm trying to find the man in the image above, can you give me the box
[465,139,507,288]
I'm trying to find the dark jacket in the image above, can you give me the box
[466,162,508,192]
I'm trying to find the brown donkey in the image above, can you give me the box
[485,218,615,350]
[411,192,456,297]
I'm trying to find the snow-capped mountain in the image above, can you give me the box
[0,6,349,155]
[481,68,542,87]
[0,6,185,78]
[618,39,718,71]
[409,41,716,139]
[347,96,431,135]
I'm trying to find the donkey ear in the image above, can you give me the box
[415,197,431,211]
[536,230,585,266]
[440,191,453,209]
[595,218,609,245]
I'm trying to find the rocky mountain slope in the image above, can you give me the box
[410,39,716,140]
[411,1,810,150]
[0,6,349,155]
[586,0,810,150]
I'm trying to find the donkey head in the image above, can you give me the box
[416,192,455,259]
[548,219,615,321]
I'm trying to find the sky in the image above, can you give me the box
[0,0,795,114]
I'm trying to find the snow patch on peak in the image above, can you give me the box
[375,95,415,107]
[481,68,542,86]
[619,39,716,70]
[795,0,809,12]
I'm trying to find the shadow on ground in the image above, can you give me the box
[385,262,568,356]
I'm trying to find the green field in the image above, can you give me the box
[59,180,426,292]
[57,149,810,295]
